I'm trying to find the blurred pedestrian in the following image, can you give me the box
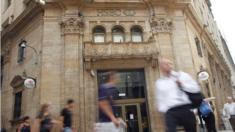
[95,71,126,132]
[198,97,217,132]
[60,99,75,132]
[17,116,31,132]
[36,103,61,132]
[223,96,235,131]
[155,58,201,132]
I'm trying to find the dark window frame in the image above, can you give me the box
[131,25,143,43]
[112,26,125,43]
[13,91,22,119]
[93,26,106,43]
[195,37,203,57]
[17,45,25,63]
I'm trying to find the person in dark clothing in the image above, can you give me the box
[17,116,31,132]
[198,97,217,132]
[36,103,61,132]
[60,99,75,132]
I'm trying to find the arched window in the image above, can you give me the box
[131,26,143,42]
[93,26,106,43]
[112,26,124,43]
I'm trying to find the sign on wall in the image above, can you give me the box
[97,9,136,17]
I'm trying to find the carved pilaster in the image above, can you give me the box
[2,45,11,64]
[150,17,173,34]
[61,17,84,35]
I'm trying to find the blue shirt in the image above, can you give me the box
[98,84,118,122]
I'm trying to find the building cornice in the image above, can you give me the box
[184,4,231,76]
[1,1,44,42]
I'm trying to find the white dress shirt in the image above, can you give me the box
[223,102,235,118]
[155,71,201,113]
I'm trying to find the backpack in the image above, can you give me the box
[199,101,212,117]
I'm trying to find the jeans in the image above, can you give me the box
[64,127,72,132]
[165,105,196,132]
[202,112,217,132]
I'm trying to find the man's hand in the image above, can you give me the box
[111,117,120,127]
[176,80,182,88]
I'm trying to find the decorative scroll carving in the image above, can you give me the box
[61,17,84,34]
[150,17,173,33]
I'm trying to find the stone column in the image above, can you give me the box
[148,16,175,131]
[150,17,175,65]
[60,14,84,131]
[40,6,63,114]
[171,16,195,74]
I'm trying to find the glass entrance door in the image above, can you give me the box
[113,103,149,132]
[98,70,150,132]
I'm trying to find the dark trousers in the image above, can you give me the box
[165,105,196,132]
[202,112,217,132]
[230,115,235,131]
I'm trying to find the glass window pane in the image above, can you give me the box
[94,35,105,43]
[113,34,124,43]
[132,34,142,42]
[97,70,146,100]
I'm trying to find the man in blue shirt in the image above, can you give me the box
[98,71,120,126]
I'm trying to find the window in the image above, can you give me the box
[18,44,25,63]
[195,37,203,57]
[112,26,124,43]
[13,91,22,119]
[93,26,106,43]
[131,26,143,43]
[97,70,146,99]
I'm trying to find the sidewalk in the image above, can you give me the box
[218,130,233,132]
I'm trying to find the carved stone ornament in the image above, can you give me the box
[61,17,84,34]
[150,17,173,33]
[2,45,11,64]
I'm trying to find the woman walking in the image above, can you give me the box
[35,103,61,132]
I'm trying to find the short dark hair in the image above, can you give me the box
[67,99,74,104]
[106,71,117,81]
[22,116,30,121]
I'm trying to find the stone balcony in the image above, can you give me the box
[84,41,158,60]
[83,41,159,69]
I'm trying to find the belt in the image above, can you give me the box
[168,104,192,111]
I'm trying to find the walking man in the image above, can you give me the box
[61,99,75,132]
[96,71,125,132]
[223,96,235,131]
[155,58,201,132]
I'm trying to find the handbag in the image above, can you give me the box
[175,73,203,108]
[199,101,212,117]
[183,91,203,108]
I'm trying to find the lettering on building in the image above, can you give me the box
[97,9,136,17]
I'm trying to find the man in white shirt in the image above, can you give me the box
[155,58,201,132]
[223,96,235,130]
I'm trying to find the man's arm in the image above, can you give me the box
[204,97,216,102]
[179,72,200,93]
[99,100,119,126]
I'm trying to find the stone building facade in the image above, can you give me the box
[1,0,234,131]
